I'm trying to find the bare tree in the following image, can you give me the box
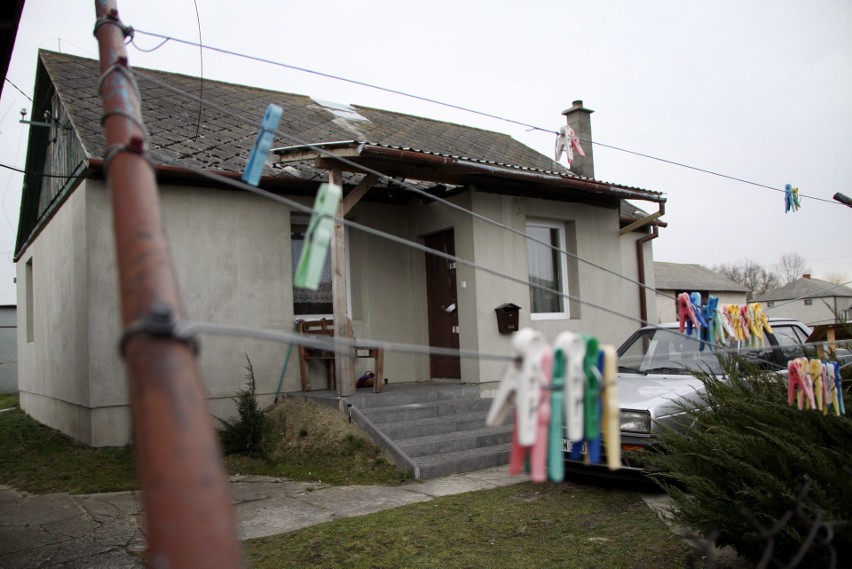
[820,271,849,285]
[714,260,781,301]
[777,253,811,285]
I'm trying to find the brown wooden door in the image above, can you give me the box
[424,230,461,378]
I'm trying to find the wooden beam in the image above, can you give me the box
[330,168,355,397]
[341,174,380,215]
[619,211,663,236]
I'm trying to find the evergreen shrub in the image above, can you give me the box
[218,355,270,458]
[647,357,851,567]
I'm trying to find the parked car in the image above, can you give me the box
[563,318,841,477]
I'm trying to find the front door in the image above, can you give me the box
[424,229,461,379]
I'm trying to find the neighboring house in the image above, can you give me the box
[654,262,748,323]
[0,306,17,394]
[15,50,665,446]
[757,275,852,326]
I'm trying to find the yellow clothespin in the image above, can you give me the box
[599,345,621,471]
[294,183,342,290]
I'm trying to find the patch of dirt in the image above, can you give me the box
[265,397,373,452]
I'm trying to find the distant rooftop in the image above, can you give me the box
[756,277,852,302]
[654,262,748,292]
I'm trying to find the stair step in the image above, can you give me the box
[350,384,481,409]
[413,443,513,480]
[378,411,494,440]
[359,398,492,424]
[397,425,514,458]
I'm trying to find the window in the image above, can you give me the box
[291,218,333,316]
[804,298,813,306]
[767,301,775,308]
[526,220,569,319]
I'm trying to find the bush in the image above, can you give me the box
[218,355,269,458]
[647,357,852,567]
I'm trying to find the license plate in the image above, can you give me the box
[562,439,587,454]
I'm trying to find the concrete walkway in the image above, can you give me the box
[0,467,524,568]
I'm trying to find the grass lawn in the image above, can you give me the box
[0,395,407,494]
[245,481,695,569]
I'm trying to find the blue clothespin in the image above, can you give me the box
[242,103,283,187]
[702,296,719,351]
[294,182,342,290]
[785,183,801,213]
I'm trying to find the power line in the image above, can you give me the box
[4,78,33,102]
[129,28,844,207]
[0,162,80,178]
[191,0,203,140]
[133,68,679,304]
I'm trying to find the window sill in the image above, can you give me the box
[530,313,570,321]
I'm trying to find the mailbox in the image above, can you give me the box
[494,303,521,335]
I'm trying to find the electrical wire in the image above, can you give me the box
[3,78,33,102]
[0,162,79,178]
[191,0,203,140]
[132,68,679,304]
[129,28,844,207]
[763,280,852,312]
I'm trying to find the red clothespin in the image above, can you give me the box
[787,358,815,410]
[678,292,700,334]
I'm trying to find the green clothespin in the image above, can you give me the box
[582,335,601,442]
[294,182,342,290]
[548,348,567,483]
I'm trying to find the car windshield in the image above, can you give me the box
[618,328,725,375]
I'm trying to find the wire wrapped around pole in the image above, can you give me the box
[92,1,243,567]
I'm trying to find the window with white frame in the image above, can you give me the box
[291,217,333,316]
[526,220,570,319]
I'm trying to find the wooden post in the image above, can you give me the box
[330,168,355,396]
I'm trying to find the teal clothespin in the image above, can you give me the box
[242,103,283,187]
[548,348,567,482]
[294,183,342,290]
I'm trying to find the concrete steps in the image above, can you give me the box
[347,383,512,480]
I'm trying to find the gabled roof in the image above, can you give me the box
[756,277,852,302]
[37,50,663,203]
[654,262,748,293]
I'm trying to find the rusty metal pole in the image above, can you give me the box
[93,1,243,567]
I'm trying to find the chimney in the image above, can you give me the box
[802,274,811,279]
[562,100,595,179]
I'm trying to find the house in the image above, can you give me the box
[653,262,748,323]
[0,306,17,393]
[15,50,665,446]
[757,275,852,326]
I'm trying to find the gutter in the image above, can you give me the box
[636,226,660,325]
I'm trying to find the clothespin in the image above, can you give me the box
[739,305,752,344]
[747,304,764,348]
[703,296,719,350]
[554,331,586,444]
[678,293,701,335]
[809,359,827,414]
[598,345,621,471]
[242,103,283,187]
[833,362,846,415]
[486,328,551,478]
[554,124,585,166]
[714,303,735,347]
[294,183,342,290]
[825,363,841,417]
[583,336,601,464]
[548,348,567,482]
[752,302,773,337]
[787,358,815,410]
[785,183,801,213]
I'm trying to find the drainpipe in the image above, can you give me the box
[636,226,659,326]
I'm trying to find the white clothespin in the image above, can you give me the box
[486,328,548,446]
[554,331,585,443]
[554,124,586,166]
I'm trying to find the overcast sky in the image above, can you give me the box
[1,0,850,307]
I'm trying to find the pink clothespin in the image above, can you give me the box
[787,358,815,410]
[554,331,586,443]
[486,328,552,476]
[554,125,586,167]
[678,292,700,334]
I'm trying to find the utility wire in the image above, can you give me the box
[763,280,852,312]
[191,0,203,140]
[133,68,679,303]
[130,29,843,207]
[0,162,79,178]
[4,78,33,102]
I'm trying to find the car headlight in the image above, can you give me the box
[620,410,651,433]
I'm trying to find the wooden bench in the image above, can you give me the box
[296,318,385,393]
